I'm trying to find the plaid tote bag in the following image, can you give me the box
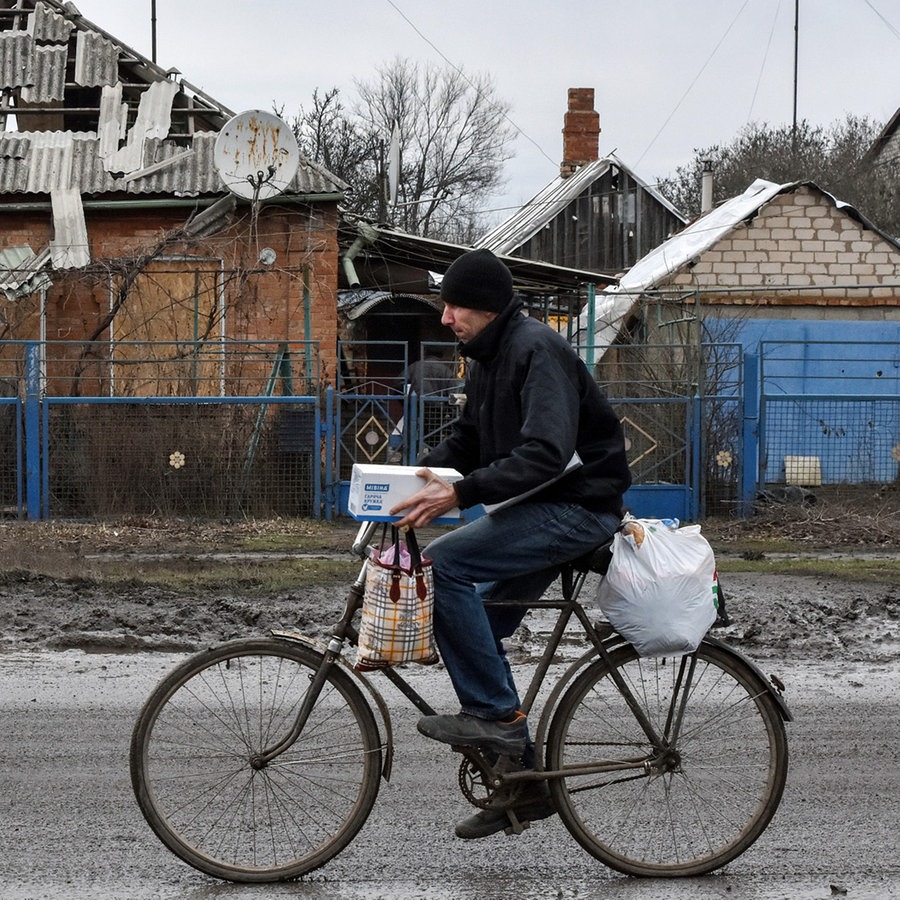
[355,527,439,671]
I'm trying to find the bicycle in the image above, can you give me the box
[130,520,791,884]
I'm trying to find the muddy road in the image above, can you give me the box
[2,646,899,900]
[1,516,899,898]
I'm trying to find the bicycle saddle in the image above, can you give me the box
[570,537,613,575]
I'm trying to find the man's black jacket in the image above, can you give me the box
[424,299,632,515]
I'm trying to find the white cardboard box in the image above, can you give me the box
[348,464,463,523]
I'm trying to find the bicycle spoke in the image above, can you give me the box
[131,640,382,882]
[547,642,788,876]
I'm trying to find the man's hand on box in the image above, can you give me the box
[390,467,458,528]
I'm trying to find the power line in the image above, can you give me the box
[748,0,784,122]
[383,0,557,169]
[862,0,900,41]
[635,0,753,168]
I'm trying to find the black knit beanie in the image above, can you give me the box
[441,248,513,313]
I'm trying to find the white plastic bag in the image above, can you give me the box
[596,518,719,657]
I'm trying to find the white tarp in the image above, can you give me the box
[576,178,792,360]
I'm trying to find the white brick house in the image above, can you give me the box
[578,179,900,354]
[575,179,900,504]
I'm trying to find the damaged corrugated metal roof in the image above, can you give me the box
[0,244,52,298]
[338,290,442,320]
[0,0,345,288]
[0,130,342,196]
[0,1,343,198]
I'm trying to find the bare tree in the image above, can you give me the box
[284,89,381,221]
[287,59,515,242]
[658,115,899,238]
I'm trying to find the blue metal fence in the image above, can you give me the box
[2,338,896,522]
[758,341,900,490]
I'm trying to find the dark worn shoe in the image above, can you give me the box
[417,711,528,756]
[455,782,556,839]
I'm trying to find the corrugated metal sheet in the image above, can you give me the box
[337,289,440,320]
[19,43,66,102]
[123,133,342,197]
[23,130,74,191]
[0,133,29,192]
[288,152,349,195]
[74,29,119,87]
[0,133,30,159]
[49,187,90,268]
[478,155,687,256]
[126,134,221,195]
[478,159,614,254]
[0,126,342,198]
[68,134,120,193]
[97,83,127,159]
[0,32,34,89]
[26,1,74,43]
[0,126,342,197]
[0,131,121,193]
[0,244,52,300]
[135,79,179,140]
[0,4,344,201]
[103,80,179,173]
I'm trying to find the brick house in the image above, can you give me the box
[0,0,345,394]
[578,178,900,355]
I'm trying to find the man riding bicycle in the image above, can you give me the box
[393,248,631,839]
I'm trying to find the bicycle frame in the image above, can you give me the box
[261,519,703,787]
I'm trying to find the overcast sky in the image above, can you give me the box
[78,0,899,221]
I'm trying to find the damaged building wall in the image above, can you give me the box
[1,201,342,388]
[0,0,345,390]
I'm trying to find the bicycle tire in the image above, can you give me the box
[130,638,382,883]
[546,640,788,877]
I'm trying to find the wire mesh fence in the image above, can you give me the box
[2,337,897,521]
[760,341,900,497]
[45,399,319,519]
[0,339,321,398]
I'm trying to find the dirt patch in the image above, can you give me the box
[1,499,899,661]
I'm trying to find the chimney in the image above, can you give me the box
[700,160,714,214]
[561,88,600,178]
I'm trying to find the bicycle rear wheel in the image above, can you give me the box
[130,638,382,882]
[546,640,788,876]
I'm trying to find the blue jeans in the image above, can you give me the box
[424,502,621,722]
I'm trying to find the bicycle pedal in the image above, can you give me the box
[503,811,530,836]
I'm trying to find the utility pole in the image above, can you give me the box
[792,0,799,156]
[151,0,157,63]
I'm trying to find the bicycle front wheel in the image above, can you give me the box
[130,638,382,882]
[546,641,788,877]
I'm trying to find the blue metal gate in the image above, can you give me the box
[758,340,900,490]
[329,340,743,523]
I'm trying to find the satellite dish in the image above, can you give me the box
[213,110,300,201]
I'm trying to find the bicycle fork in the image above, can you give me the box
[252,571,369,770]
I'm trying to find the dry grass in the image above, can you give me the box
[1,490,898,592]
[703,486,900,551]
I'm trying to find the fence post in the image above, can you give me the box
[740,351,760,517]
[24,342,41,520]
[690,394,702,521]
[323,385,334,520]
[585,283,596,371]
